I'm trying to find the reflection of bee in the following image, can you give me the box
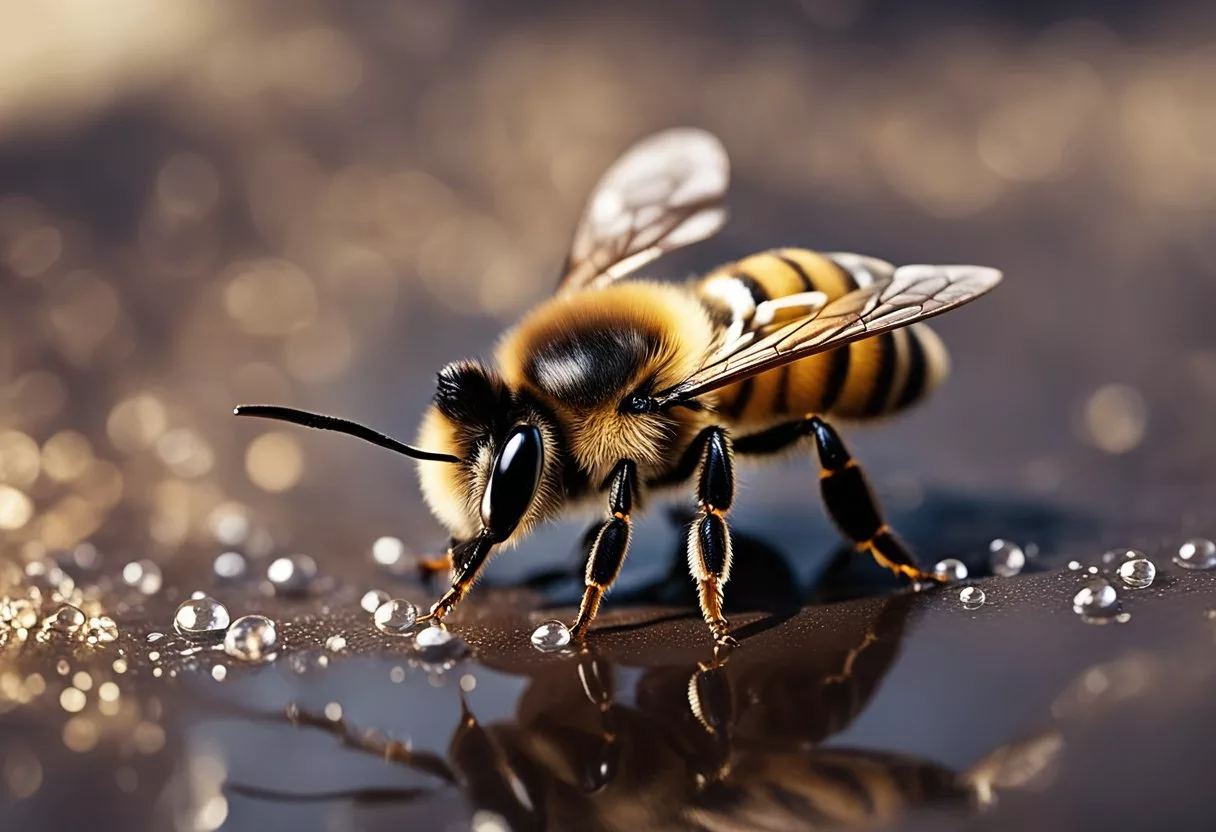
[236,128,1002,644]
[229,595,1059,831]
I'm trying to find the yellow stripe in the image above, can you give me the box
[734,251,808,302]
[776,248,855,299]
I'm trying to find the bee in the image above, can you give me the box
[236,128,1002,645]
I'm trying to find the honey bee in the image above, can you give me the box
[236,128,1002,644]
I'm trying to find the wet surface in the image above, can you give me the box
[6,1,1216,830]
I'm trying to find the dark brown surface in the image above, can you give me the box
[4,2,1216,830]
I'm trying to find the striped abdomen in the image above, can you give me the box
[696,248,949,428]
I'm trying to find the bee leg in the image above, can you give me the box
[416,533,496,624]
[570,460,637,639]
[808,416,942,584]
[685,427,738,646]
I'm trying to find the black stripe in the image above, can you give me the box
[777,253,814,292]
[895,327,928,409]
[732,270,769,305]
[774,365,791,414]
[862,333,897,416]
[820,347,851,412]
[722,377,754,421]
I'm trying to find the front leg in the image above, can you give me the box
[686,426,738,646]
[418,533,496,624]
[571,460,638,638]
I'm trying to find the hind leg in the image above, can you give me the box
[733,415,941,584]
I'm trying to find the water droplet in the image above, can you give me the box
[360,589,390,614]
[959,586,986,610]
[1086,566,1099,575]
[223,614,277,661]
[1117,558,1156,589]
[212,551,248,581]
[1174,538,1216,570]
[373,599,418,634]
[48,604,85,634]
[933,558,968,582]
[1067,560,1082,571]
[266,554,317,596]
[530,620,571,652]
[989,539,1025,577]
[1073,578,1117,616]
[325,634,347,652]
[122,559,162,595]
[173,596,231,637]
[414,626,465,662]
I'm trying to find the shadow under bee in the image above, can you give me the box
[509,487,1097,616]
[224,592,1060,831]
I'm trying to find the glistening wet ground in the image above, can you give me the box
[5,495,1216,830]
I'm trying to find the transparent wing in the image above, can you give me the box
[557,128,730,293]
[661,264,1002,402]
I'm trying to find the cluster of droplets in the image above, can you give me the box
[1,557,120,647]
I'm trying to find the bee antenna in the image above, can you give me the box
[234,405,461,464]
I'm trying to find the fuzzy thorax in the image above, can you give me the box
[496,281,716,479]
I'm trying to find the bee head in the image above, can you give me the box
[417,361,561,544]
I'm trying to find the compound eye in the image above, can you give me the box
[480,425,544,541]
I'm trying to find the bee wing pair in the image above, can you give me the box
[558,128,1001,403]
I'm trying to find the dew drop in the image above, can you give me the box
[933,558,968,582]
[173,596,231,637]
[959,586,986,610]
[212,551,248,582]
[1117,558,1156,589]
[360,589,390,614]
[266,554,317,596]
[1174,538,1216,570]
[325,635,347,652]
[211,665,227,682]
[122,559,163,595]
[989,539,1025,577]
[414,626,465,662]
[1073,578,1117,616]
[1067,560,1082,571]
[530,620,571,652]
[223,614,277,661]
[48,604,85,634]
[373,599,418,634]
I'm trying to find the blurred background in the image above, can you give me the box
[5,1,1216,829]
[3,0,1216,565]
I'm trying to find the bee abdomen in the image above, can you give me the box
[825,323,949,420]
[703,249,949,425]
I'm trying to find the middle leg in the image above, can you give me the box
[685,426,738,646]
